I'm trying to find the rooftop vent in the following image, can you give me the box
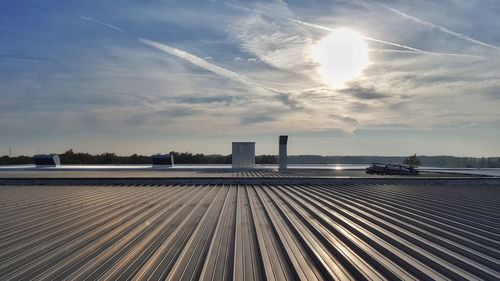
[232,142,255,169]
[34,154,60,167]
[279,135,288,171]
[152,154,174,167]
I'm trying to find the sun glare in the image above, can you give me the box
[312,28,369,88]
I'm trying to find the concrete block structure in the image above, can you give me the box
[232,142,255,169]
[279,135,288,171]
[34,154,60,167]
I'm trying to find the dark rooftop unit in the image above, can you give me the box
[33,154,60,167]
[366,163,419,176]
[151,154,174,167]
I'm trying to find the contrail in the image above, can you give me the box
[139,38,281,94]
[79,15,272,91]
[227,2,422,51]
[372,1,500,50]
[80,15,291,97]
[139,38,253,85]
[80,15,126,33]
[292,19,483,59]
[292,19,423,53]
[369,48,484,59]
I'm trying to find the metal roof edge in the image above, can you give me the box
[1,177,500,186]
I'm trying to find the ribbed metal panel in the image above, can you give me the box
[0,184,499,280]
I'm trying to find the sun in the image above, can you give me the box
[311,28,369,88]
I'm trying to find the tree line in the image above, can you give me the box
[1,149,499,167]
[0,149,278,165]
[286,155,500,168]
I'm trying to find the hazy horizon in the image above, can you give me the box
[2,0,500,157]
[4,137,500,159]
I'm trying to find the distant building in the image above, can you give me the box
[232,142,255,169]
[34,154,60,167]
[152,154,174,167]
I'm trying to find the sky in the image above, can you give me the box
[1,0,500,157]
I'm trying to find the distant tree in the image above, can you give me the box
[255,155,278,164]
[403,154,421,167]
[0,155,32,165]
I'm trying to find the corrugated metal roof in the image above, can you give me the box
[0,183,499,280]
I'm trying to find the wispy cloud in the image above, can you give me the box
[227,14,312,72]
[371,1,500,51]
[339,86,387,100]
[80,15,126,33]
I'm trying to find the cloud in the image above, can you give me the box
[371,1,500,51]
[125,107,200,126]
[330,114,360,128]
[226,8,314,71]
[274,93,304,109]
[80,15,126,33]
[171,96,243,105]
[0,53,58,64]
[460,123,479,128]
[339,86,388,100]
[241,114,276,125]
